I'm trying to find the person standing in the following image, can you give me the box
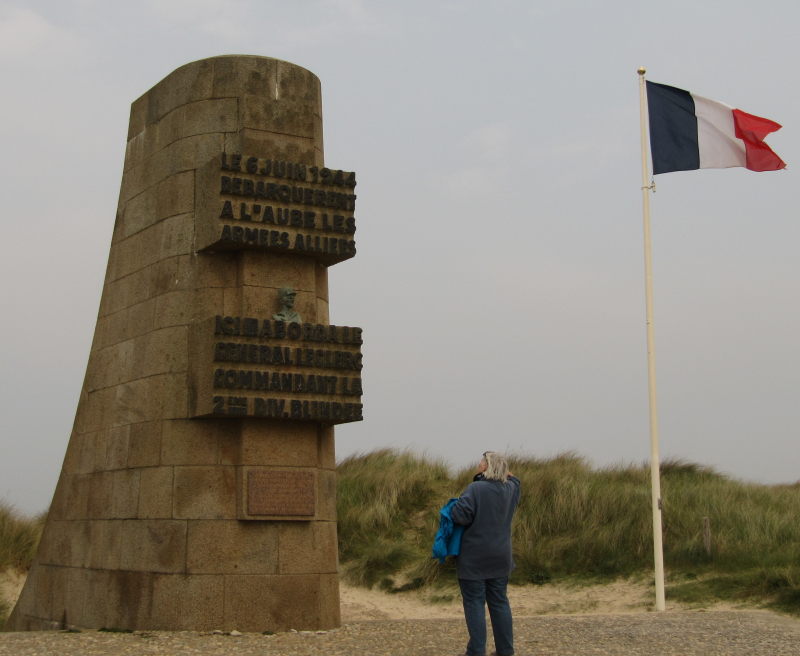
[450,451,521,656]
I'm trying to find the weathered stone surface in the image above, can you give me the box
[103,425,133,471]
[48,474,89,521]
[129,58,215,139]
[317,468,339,521]
[127,421,162,468]
[239,421,319,467]
[228,129,321,166]
[316,297,331,324]
[86,520,124,569]
[318,572,342,628]
[160,419,238,465]
[25,564,54,622]
[137,466,173,518]
[7,55,347,634]
[148,573,224,630]
[61,430,96,475]
[186,520,279,574]
[104,570,157,629]
[173,465,237,519]
[123,102,234,182]
[36,519,90,568]
[152,290,193,328]
[119,520,187,572]
[318,425,336,470]
[223,573,336,632]
[277,521,338,574]
[95,299,156,347]
[87,471,114,519]
[110,469,140,518]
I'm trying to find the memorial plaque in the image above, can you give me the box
[195,153,357,264]
[189,315,364,423]
[245,469,316,518]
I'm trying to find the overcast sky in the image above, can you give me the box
[1,0,798,514]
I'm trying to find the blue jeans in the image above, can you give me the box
[458,577,514,656]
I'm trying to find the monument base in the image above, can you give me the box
[11,566,340,632]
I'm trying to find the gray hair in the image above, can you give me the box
[482,451,510,482]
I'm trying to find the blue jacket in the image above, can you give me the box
[432,498,465,562]
[450,476,521,580]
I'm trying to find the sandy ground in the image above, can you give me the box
[339,577,744,621]
[0,570,24,615]
[6,569,799,656]
[2,568,743,625]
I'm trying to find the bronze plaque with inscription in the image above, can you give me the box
[189,315,364,424]
[246,470,316,517]
[195,153,358,265]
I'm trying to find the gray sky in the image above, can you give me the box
[1,0,798,514]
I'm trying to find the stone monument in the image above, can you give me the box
[6,55,362,632]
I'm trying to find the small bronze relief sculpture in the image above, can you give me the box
[273,287,302,323]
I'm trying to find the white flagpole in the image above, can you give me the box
[637,66,666,612]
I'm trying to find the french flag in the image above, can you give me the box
[646,81,786,175]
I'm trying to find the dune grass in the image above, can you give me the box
[336,450,800,614]
[2,449,799,618]
[0,502,44,572]
[0,502,45,628]
[336,449,456,589]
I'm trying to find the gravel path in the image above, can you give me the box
[2,611,800,656]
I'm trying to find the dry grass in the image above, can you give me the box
[337,450,800,613]
[2,449,799,620]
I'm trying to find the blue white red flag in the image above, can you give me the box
[646,81,786,174]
